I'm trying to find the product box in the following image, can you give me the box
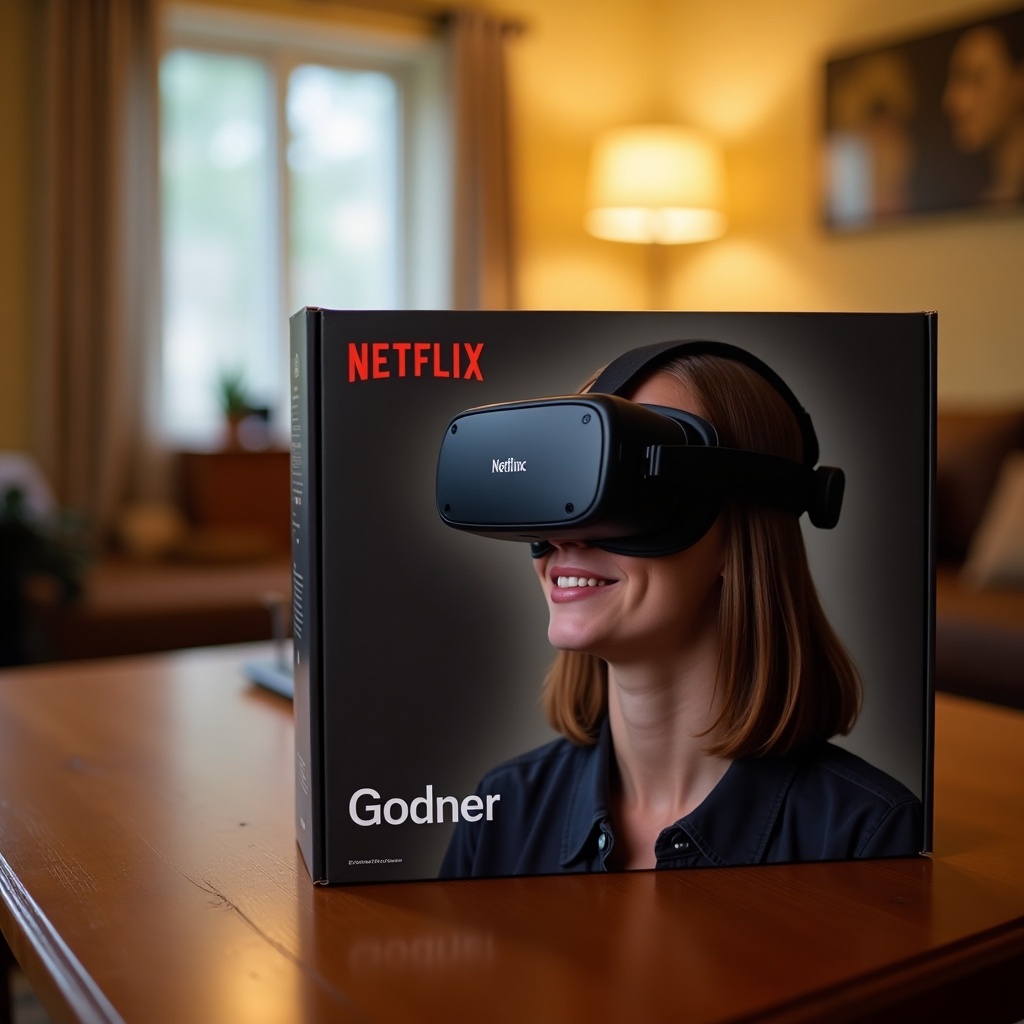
[290,309,935,885]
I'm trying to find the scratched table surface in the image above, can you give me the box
[1,645,1023,1024]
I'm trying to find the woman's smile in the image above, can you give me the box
[548,564,618,604]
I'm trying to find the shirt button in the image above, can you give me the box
[673,839,691,851]
[598,832,608,850]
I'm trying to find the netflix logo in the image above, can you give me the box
[348,342,484,383]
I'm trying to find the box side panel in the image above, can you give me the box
[290,308,326,882]
[922,310,937,855]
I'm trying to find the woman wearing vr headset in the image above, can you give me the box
[440,344,923,877]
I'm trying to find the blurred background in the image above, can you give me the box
[0,0,1020,712]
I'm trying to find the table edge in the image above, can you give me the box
[0,852,125,1024]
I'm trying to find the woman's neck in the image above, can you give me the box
[607,653,730,815]
[605,642,733,870]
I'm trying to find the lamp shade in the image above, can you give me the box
[585,124,727,244]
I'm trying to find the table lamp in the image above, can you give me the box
[585,124,727,244]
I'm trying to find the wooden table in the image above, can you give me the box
[1,646,1022,1024]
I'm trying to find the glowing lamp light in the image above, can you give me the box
[585,124,727,244]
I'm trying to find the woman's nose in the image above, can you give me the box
[547,537,591,551]
[530,536,593,559]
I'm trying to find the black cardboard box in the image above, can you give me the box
[291,309,935,885]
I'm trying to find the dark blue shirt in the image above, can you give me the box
[440,719,924,878]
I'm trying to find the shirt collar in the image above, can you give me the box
[560,717,613,867]
[680,754,801,864]
[559,717,802,868]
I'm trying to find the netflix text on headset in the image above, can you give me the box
[347,342,485,383]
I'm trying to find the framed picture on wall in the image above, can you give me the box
[823,6,1024,229]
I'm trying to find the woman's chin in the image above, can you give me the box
[547,619,602,654]
[548,632,590,653]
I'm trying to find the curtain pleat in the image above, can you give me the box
[449,9,518,310]
[37,0,163,537]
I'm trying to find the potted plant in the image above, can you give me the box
[218,368,252,450]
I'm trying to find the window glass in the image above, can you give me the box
[288,64,401,311]
[161,49,275,444]
[159,43,407,446]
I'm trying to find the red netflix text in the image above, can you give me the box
[348,343,485,383]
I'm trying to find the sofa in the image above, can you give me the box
[32,450,292,662]
[934,408,1024,709]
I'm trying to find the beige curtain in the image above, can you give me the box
[36,0,163,537]
[33,0,516,540]
[449,8,518,310]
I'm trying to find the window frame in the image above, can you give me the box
[159,4,452,445]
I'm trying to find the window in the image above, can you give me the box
[159,8,451,446]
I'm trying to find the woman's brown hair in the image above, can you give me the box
[541,354,862,759]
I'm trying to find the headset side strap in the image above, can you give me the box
[648,445,813,517]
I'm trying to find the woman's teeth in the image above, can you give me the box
[556,576,607,589]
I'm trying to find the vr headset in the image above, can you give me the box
[434,340,845,557]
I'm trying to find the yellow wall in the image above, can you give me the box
[663,0,1024,403]
[501,0,663,312]
[503,0,1024,402]
[1,0,1021,454]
